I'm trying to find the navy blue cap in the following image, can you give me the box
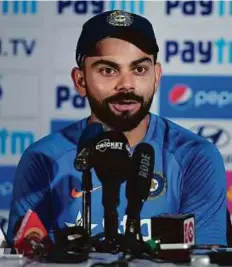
[76,10,159,67]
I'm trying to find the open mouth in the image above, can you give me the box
[110,100,140,112]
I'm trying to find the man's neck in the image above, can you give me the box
[88,113,151,147]
[123,114,150,147]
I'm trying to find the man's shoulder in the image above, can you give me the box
[25,119,87,160]
[150,114,221,166]
[151,114,225,181]
[153,114,212,149]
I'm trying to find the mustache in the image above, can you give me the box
[105,92,143,103]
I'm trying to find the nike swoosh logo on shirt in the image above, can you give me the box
[71,186,102,199]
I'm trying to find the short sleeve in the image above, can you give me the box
[180,144,227,246]
[7,149,53,244]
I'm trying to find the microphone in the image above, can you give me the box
[151,213,195,249]
[125,143,155,240]
[74,122,105,236]
[74,122,104,171]
[47,225,90,263]
[13,209,51,256]
[13,210,90,263]
[92,131,131,248]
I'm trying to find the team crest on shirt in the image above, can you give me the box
[107,10,133,27]
[148,173,167,200]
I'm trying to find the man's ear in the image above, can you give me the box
[71,67,86,96]
[154,62,162,94]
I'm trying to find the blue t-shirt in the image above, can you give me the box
[7,113,227,246]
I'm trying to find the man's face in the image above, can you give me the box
[76,38,161,131]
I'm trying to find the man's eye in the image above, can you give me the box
[100,67,116,75]
[134,66,147,74]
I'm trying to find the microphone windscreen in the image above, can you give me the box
[74,123,105,171]
[92,131,131,184]
[127,142,155,202]
[78,122,105,152]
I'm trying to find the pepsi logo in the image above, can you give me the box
[169,84,193,109]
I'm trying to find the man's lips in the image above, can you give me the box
[110,101,140,112]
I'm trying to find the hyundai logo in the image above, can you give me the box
[190,125,231,148]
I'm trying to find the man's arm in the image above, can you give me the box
[180,144,227,246]
[7,149,53,245]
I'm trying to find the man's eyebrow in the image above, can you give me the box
[130,57,153,66]
[91,57,153,69]
[91,60,119,69]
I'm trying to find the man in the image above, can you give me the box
[7,10,227,246]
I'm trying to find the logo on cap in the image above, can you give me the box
[107,10,133,27]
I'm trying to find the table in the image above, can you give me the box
[0,253,230,267]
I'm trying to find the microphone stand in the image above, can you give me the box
[74,148,92,236]
[82,170,92,236]
[122,202,151,257]
[125,201,143,241]
[93,182,121,254]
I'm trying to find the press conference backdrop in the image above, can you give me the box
[0,0,232,231]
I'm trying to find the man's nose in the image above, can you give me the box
[115,73,135,92]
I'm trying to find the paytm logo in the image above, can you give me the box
[56,85,87,109]
[165,38,232,64]
[57,0,144,15]
[166,1,232,17]
[0,38,36,57]
[0,128,34,156]
[109,0,144,14]
[160,76,232,119]
[0,0,37,15]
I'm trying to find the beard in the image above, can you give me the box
[86,89,154,132]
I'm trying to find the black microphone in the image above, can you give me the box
[125,143,155,240]
[74,122,105,236]
[92,131,131,248]
[74,122,104,171]
[151,214,195,248]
